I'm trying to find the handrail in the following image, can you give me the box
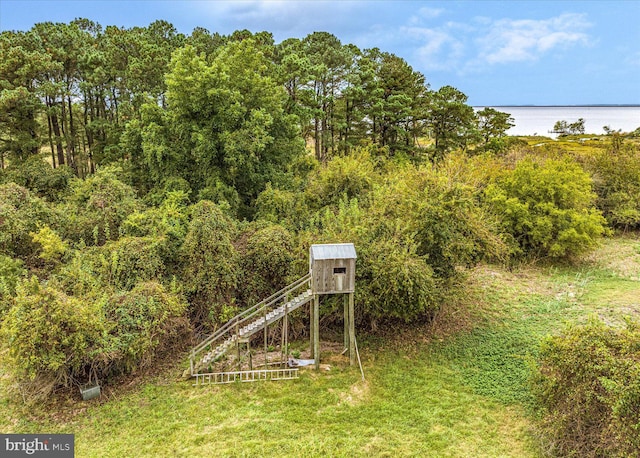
[191,273,311,359]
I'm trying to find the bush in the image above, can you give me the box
[0,278,104,398]
[305,149,378,209]
[99,281,189,374]
[181,200,239,327]
[1,155,74,201]
[30,226,68,265]
[371,165,506,278]
[307,198,442,327]
[237,222,295,307]
[532,318,640,457]
[357,238,441,327]
[120,191,190,272]
[0,182,53,261]
[486,157,607,259]
[60,166,141,245]
[0,254,26,317]
[255,184,310,230]
[587,138,640,230]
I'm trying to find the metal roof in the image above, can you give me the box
[310,243,357,260]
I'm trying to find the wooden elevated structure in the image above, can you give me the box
[189,243,356,384]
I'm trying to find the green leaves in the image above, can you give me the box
[139,39,304,217]
[532,318,640,457]
[486,156,607,259]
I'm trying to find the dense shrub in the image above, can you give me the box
[372,165,506,278]
[120,191,190,272]
[305,149,378,209]
[98,281,189,374]
[0,278,104,398]
[59,166,141,245]
[53,236,166,294]
[255,184,310,230]
[532,318,640,457]
[357,238,440,327]
[306,198,440,327]
[0,182,53,261]
[30,226,68,265]
[587,138,640,230]
[181,200,239,327]
[237,222,295,307]
[1,155,74,201]
[0,254,26,316]
[486,157,607,259]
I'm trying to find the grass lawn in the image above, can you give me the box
[1,235,638,457]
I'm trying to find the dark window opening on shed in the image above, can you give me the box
[333,267,347,274]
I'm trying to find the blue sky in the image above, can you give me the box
[1,0,639,105]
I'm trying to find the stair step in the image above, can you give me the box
[191,281,314,374]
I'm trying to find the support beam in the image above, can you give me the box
[310,299,315,359]
[349,292,355,366]
[313,294,320,370]
[344,295,349,351]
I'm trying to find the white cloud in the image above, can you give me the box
[400,11,592,74]
[477,13,591,64]
[401,26,463,71]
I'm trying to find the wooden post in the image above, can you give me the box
[235,321,241,370]
[282,295,289,366]
[349,292,355,366]
[313,294,320,370]
[264,305,268,369]
[343,294,349,351]
[310,298,315,359]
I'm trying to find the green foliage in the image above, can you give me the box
[1,156,74,201]
[532,318,640,457]
[587,137,640,229]
[476,107,515,144]
[99,281,189,374]
[30,225,68,265]
[372,165,506,278]
[0,255,26,316]
[138,39,304,217]
[552,118,586,136]
[0,182,53,261]
[486,157,607,259]
[96,237,167,291]
[305,148,378,209]
[120,191,190,271]
[0,278,104,396]
[357,238,440,325]
[427,85,478,159]
[237,223,295,306]
[60,166,141,245]
[254,184,310,230]
[180,201,239,327]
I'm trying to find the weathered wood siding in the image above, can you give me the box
[311,258,355,294]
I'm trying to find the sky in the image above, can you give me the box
[1,0,639,106]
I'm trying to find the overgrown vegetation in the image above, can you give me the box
[1,19,640,457]
[532,318,640,458]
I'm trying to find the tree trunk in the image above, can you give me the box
[48,98,65,167]
[46,111,56,168]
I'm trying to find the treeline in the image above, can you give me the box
[1,20,518,212]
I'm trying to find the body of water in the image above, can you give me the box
[475,106,640,137]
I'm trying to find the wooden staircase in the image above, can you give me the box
[189,274,313,384]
